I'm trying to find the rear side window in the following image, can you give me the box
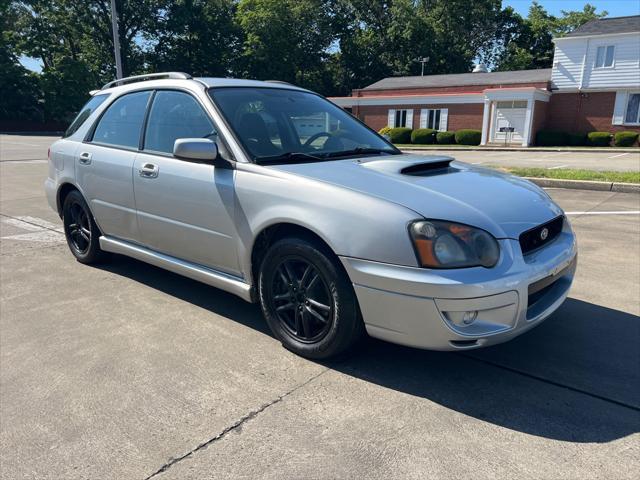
[92,91,151,149]
[143,91,214,154]
[63,94,109,138]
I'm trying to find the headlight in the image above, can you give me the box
[409,220,500,269]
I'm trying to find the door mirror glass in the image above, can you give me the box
[173,138,218,161]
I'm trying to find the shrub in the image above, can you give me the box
[378,126,391,136]
[387,127,412,144]
[614,131,639,147]
[411,128,437,144]
[566,132,586,146]
[436,131,455,144]
[586,131,612,147]
[536,130,567,146]
[454,129,481,146]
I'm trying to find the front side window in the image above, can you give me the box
[625,93,640,124]
[209,87,397,163]
[92,91,151,149]
[144,91,215,154]
[595,45,615,68]
[64,94,109,138]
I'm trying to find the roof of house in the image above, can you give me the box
[563,15,640,38]
[362,68,551,91]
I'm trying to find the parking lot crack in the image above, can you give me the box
[143,368,328,479]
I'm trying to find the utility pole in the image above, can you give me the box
[415,57,429,76]
[110,0,123,79]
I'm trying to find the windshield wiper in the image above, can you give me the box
[320,147,397,159]
[255,151,324,165]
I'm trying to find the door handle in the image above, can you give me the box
[139,163,159,178]
[78,152,92,165]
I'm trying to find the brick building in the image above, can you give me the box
[330,15,640,146]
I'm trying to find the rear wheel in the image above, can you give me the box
[62,190,106,264]
[258,237,364,359]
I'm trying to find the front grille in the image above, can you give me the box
[519,216,564,255]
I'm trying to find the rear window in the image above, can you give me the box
[63,94,109,138]
[91,91,152,149]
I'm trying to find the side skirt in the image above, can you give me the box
[99,236,254,302]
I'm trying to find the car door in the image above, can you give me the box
[76,90,152,243]
[133,89,240,275]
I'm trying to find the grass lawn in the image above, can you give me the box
[396,144,639,151]
[492,167,640,184]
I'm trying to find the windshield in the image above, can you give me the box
[208,87,398,164]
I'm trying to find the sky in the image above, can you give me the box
[19,0,640,73]
[504,0,640,17]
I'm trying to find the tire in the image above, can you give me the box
[62,190,106,264]
[258,236,364,360]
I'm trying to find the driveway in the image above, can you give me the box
[1,135,639,479]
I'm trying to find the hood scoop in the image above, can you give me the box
[359,156,457,178]
[401,159,455,176]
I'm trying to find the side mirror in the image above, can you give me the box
[173,138,218,162]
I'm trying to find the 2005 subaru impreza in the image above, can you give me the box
[45,72,577,359]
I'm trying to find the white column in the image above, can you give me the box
[522,98,534,147]
[480,99,491,146]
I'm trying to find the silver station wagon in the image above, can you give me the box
[45,72,577,359]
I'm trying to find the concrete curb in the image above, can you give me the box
[526,177,640,194]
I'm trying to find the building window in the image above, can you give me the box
[595,45,615,68]
[625,93,640,124]
[419,108,448,131]
[394,109,408,127]
[426,109,441,130]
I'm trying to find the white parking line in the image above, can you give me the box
[547,164,568,170]
[608,153,630,159]
[0,141,44,147]
[1,215,64,243]
[565,211,640,215]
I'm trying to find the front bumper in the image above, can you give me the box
[340,230,577,350]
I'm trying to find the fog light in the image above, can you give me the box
[462,310,478,325]
[445,310,479,327]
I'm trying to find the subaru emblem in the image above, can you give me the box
[540,227,549,240]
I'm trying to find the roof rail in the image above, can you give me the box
[101,72,192,90]
[264,80,294,86]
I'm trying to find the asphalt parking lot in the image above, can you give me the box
[406,147,640,171]
[1,135,639,479]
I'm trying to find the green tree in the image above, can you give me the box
[11,0,168,122]
[329,0,503,94]
[492,2,607,71]
[234,0,335,92]
[150,0,240,77]
[0,0,42,122]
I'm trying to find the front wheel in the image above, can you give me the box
[258,237,364,360]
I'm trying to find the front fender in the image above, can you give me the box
[234,163,420,281]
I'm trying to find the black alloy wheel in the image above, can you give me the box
[270,256,333,343]
[62,190,106,264]
[258,236,364,359]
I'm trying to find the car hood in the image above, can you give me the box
[268,154,563,239]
